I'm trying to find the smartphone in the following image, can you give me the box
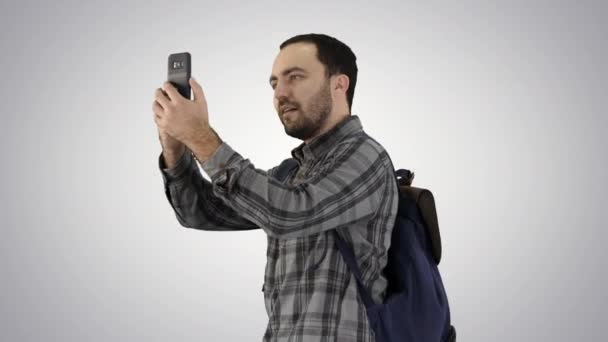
[167,52,191,100]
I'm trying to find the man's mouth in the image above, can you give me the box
[282,106,298,116]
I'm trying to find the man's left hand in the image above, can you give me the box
[153,77,210,147]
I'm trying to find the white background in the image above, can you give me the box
[1,0,606,341]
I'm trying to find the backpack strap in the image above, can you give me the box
[274,158,299,182]
[274,157,376,307]
[332,230,377,308]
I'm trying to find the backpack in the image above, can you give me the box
[275,157,456,342]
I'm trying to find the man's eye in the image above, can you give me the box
[290,74,302,80]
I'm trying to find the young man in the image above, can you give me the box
[153,33,399,341]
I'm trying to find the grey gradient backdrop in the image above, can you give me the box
[1,0,606,341]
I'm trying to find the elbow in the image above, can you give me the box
[173,211,209,231]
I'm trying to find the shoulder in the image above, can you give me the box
[268,158,298,181]
[330,130,393,167]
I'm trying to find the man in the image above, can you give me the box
[153,33,399,341]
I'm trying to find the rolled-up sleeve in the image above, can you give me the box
[199,139,389,239]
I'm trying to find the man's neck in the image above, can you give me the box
[304,113,351,144]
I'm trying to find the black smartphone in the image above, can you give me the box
[167,52,191,100]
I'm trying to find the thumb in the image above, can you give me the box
[189,77,205,103]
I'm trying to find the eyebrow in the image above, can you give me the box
[269,67,308,85]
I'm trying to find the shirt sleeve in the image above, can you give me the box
[199,139,389,239]
[158,147,260,231]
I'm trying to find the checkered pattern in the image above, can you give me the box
[159,115,399,341]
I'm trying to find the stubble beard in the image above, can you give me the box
[282,80,332,141]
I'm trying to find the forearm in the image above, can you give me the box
[162,145,186,169]
[186,125,223,164]
[199,141,388,239]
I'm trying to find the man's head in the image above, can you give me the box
[269,33,358,142]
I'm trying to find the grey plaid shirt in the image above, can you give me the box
[158,115,399,341]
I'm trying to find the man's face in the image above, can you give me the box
[270,42,333,141]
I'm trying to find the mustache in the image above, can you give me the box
[278,101,300,114]
[279,101,299,108]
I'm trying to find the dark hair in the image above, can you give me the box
[279,33,358,112]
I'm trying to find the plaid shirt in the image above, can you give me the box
[159,115,399,341]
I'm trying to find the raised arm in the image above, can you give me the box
[199,137,390,239]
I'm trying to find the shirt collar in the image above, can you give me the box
[290,115,363,164]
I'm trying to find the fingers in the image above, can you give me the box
[152,100,163,118]
[153,78,198,129]
[154,88,170,108]
[153,109,161,127]
[162,81,181,102]
[189,77,205,103]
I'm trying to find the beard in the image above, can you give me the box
[280,79,332,141]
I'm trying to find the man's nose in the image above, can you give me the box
[274,82,291,101]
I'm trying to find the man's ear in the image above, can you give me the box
[333,74,350,94]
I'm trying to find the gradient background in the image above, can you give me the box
[1,1,606,341]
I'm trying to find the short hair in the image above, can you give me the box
[280,33,358,112]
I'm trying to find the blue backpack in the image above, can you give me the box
[275,158,456,342]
